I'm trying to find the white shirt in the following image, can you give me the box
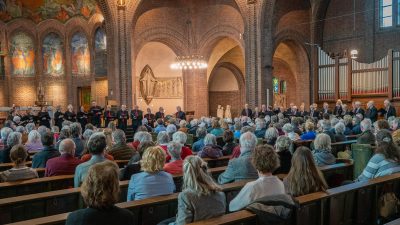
[229,175,285,211]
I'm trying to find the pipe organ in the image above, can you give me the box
[317,47,400,101]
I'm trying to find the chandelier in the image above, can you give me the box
[170,55,207,70]
[170,14,207,71]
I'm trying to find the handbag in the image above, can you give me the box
[379,191,400,218]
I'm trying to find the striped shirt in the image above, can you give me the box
[357,153,400,181]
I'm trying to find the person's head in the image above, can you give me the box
[107,121,116,131]
[275,136,292,152]
[82,129,94,141]
[51,126,59,134]
[376,119,390,131]
[352,116,361,126]
[305,121,314,132]
[10,144,28,166]
[384,99,391,108]
[67,104,73,112]
[203,133,217,145]
[179,120,187,128]
[239,131,257,153]
[167,142,182,161]
[390,117,399,130]
[91,101,97,107]
[336,99,342,106]
[360,119,373,132]
[255,119,266,130]
[15,126,25,134]
[7,131,22,147]
[223,130,234,143]
[70,122,82,138]
[112,129,126,145]
[264,127,278,142]
[343,115,353,126]
[182,156,221,195]
[159,107,164,112]
[176,106,182,112]
[133,131,152,143]
[314,133,331,151]
[37,126,48,137]
[1,127,13,144]
[252,145,280,174]
[375,129,400,162]
[355,101,361,108]
[59,138,76,156]
[196,127,207,139]
[28,130,41,144]
[156,131,169,145]
[321,120,331,131]
[330,118,339,128]
[140,146,166,173]
[81,161,120,209]
[285,146,327,197]
[334,122,346,135]
[367,100,374,108]
[211,120,220,129]
[25,123,36,133]
[172,131,187,145]
[156,118,164,126]
[87,132,107,155]
[166,124,177,135]
[121,105,127,110]
[282,123,294,134]
[85,123,95,131]
[137,141,155,157]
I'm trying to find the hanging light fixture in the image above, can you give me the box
[171,11,207,70]
[350,49,358,59]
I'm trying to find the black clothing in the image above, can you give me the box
[66,206,135,225]
[21,113,36,126]
[176,111,186,120]
[103,110,116,127]
[155,111,165,120]
[64,111,77,122]
[274,150,292,174]
[117,110,129,131]
[77,111,89,129]
[384,106,397,119]
[144,113,156,127]
[365,106,378,123]
[241,108,253,118]
[38,112,51,128]
[89,106,103,127]
[54,111,64,130]
[131,110,143,132]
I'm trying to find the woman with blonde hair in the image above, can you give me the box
[127,146,175,201]
[0,144,38,182]
[284,146,327,197]
[168,156,226,224]
[66,161,134,225]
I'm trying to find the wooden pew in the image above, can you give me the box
[331,139,357,156]
[6,181,249,225]
[0,161,32,172]
[187,173,400,225]
[0,166,228,223]
[203,155,231,168]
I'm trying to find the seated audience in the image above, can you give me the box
[334,122,347,142]
[16,126,28,144]
[56,126,71,150]
[0,144,38,182]
[198,134,223,159]
[170,131,193,161]
[357,129,400,181]
[166,124,177,140]
[376,119,390,131]
[229,144,284,211]
[274,136,292,174]
[164,142,184,175]
[131,131,152,150]
[357,119,375,145]
[233,122,242,139]
[321,120,336,143]
[222,130,237,156]
[32,131,61,168]
[127,146,175,200]
[66,161,135,225]
[170,156,226,224]
[45,139,81,176]
[154,119,167,133]
[209,120,224,137]
[264,127,278,146]
[312,133,336,166]
[192,127,207,152]
[121,141,155,180]
[178,120,188,133]
[0,131,22,163]
[218,132,258,184]
[343,115,353,135]
[300,121,316,140]
[0,127,13,151]
[108,129,134,160]
[74,132,108,187]
[284,146,328,197]
[352,116,362,135]
[25,130,43,152]
[70,122,85,157]
[254,119,267,138]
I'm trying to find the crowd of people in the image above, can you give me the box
[0,98,399,224]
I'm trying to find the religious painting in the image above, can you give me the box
[10,32,35,76]
[71,32,90,75]
[272,77,279,94]
[94,27,107,77]
[42,32,64,76]
[139,65,158,105]
[0,0,100,23]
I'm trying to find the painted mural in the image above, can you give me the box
[10,32,35,76]
[71,32,90,75]
[43,32,64,76]
[94,27,107,77]
[0,0,100,23]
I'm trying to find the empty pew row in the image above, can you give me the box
[5,180,249,225]
[0,161,355,223]
[187,173,400,225]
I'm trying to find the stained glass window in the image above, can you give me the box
[272,77,279,94]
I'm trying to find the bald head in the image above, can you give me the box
[59,138,76,156]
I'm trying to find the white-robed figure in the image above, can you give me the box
[217,105,224,119]
[224,105,232,119]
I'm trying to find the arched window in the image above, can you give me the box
[71,32,90,76]
[272,77,279,94]
[94,27,107,77]
[42,32,64,76]
[10,32,35,76]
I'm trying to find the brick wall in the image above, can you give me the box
[209,91,241,118]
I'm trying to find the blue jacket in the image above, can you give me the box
[127,171,175,201]
[32,146,61,168]
[192,139,205,152]
[300,131,316,140]
[218,151,258,184]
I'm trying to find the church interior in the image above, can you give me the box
[1,0,400,225]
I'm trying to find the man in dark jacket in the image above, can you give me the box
[365,100,378,123]
[383,99,397,119]
[32,131,60,168]
[356,119,376,145]
[130,105,143,132]
[241,104,253,118]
